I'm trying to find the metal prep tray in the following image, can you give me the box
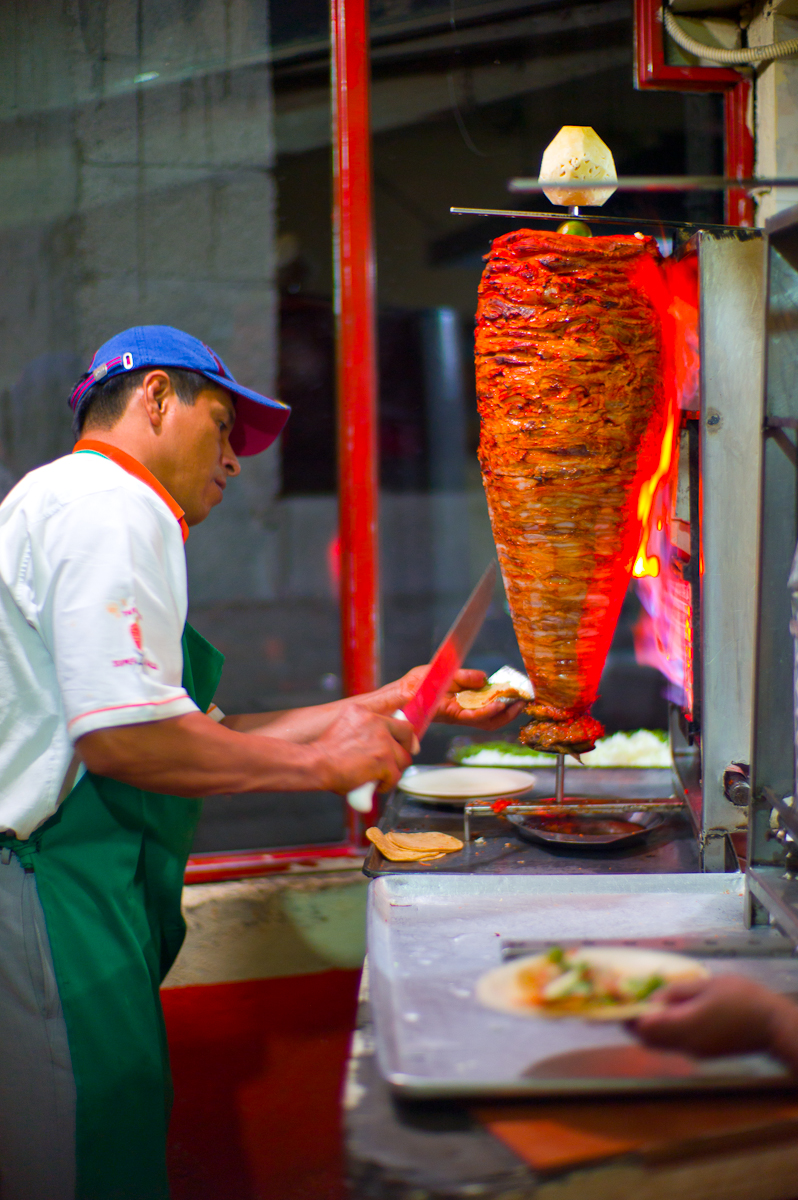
[368,872,798,1098]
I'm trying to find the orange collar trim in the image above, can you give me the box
[73,439,189,543]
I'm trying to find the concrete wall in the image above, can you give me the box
[163,869,368,988]
[0,0,280,601]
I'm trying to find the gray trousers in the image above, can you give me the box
[0,849,76,1200]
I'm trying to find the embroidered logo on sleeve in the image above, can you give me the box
[111,604,159,671]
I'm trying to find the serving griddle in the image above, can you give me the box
[363,765,693,877]
[367,873,798,1099]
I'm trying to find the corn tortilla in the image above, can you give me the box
[456,683,526,710]
[365,827,434,862]
[387,831,463,853]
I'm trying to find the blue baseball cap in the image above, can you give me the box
[69,325,290,456]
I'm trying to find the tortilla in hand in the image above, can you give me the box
[456,683,524,710]
[456,666,534,711]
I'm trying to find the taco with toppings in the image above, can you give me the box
[476,945,708,1021]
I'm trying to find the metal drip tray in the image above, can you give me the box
[506,808,667,848]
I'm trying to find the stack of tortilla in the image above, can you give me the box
[366,828,463,864]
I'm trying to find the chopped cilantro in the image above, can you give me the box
[629,974,665,1001]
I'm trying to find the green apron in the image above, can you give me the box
[0,622,223,1200]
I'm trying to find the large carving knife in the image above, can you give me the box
[346,561,498,812]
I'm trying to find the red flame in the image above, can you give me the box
[627,252,699,716]
[632,403,675,579]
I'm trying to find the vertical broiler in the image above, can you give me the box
[465,128,798,901]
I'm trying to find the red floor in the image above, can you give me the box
[162,969,361,1200]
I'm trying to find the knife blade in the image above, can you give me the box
[347,561,498,812]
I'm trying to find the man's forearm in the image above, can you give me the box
[221,700,349,742]
[78,712,327,795]
[77,702,416,797]
[220,679,417,741]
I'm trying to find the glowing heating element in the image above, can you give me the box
[632,406,676,580]
[631,254,699,718]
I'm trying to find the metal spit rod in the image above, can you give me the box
[555,752,565,803]
[451,206,742,234]
[462,799,683,843]
[509,176,798,192]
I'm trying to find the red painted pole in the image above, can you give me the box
[724,80,755,227]
[331,0,381,840]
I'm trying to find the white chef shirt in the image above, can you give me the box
[0,448,205,839]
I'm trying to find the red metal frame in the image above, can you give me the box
[184,843,363,886]
[724,78,755,228]
[332,0,381,842]
[634,0,754,226]
[331,0,380,703]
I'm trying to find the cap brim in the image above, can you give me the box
[203,372,290,456]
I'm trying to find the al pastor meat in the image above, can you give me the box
[475,229,667,753]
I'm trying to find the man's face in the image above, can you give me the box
[159,387,240,525]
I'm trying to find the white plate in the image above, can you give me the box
[476,946,709,1021]
[397,765,537,804]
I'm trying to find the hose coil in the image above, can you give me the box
[664,9,798,64]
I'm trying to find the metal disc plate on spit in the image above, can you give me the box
[506,808,666,848]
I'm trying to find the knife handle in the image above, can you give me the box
[346,781,377,813]
[346,710,408,813]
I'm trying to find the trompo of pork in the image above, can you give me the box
[475,229,667,753]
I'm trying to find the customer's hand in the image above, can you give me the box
[632,974,798,1065]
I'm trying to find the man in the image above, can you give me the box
[0,325,521,1200]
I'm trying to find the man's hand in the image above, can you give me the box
[363,667,525,731]
[308,703,418,795]
[432,667,526,729]
[632,974,798,1069]
[77,704,417,798]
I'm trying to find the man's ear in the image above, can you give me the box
[139,370,173,431]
